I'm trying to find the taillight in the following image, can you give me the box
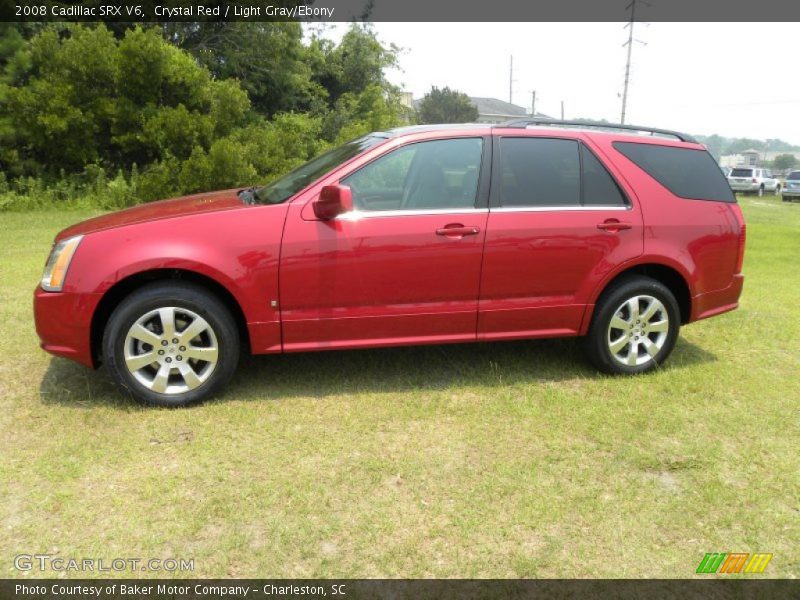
[732,205,746,273]
[736,223,746,273]
[751,178,757,183]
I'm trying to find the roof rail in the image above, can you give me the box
[496,118,698,143]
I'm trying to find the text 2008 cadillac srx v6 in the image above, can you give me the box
[34,121,745,406]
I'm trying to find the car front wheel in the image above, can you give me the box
[585,276,680,375]
[102,281,240,407]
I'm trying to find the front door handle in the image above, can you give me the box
[436,224,480,238]
[597,219,632,232]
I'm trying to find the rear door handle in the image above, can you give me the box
[597,220,632,232]
[436,224,480,237]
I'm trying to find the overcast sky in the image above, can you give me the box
[311,22,800,145]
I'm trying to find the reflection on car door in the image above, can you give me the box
[279,136,491,350]
[478,136,644,340]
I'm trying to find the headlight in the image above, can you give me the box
[41,235,83,292]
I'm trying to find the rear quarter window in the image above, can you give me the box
[613,141,736,203]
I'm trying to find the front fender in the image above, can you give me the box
[64,204,287,349]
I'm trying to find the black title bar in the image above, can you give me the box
[2,579,799,600]
[4,0,800,22]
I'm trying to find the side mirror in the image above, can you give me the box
[313,184,353,221]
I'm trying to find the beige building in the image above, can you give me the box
[719,149,762,168]
[720,149,800,168]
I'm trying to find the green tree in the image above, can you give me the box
[724,138,766,155]
[703,134,724,161]
[0,21,407,206]
[417,86,478,124]
[0,25,250,176]
[772,154,798,171]
[308,24,399,107]
[164,22,324,117]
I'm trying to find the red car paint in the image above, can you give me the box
[34,125,745,368]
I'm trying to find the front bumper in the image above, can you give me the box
[33,286,102,368]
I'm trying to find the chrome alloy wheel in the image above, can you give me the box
[606,295,670,367]
[123,307,219,394]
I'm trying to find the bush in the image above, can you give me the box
[0,23,408,211]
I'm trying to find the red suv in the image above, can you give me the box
[34,120,745,406]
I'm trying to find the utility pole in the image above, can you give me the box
[530,90,536,116]
[561,100,565,120]
[620,1,636,124]
[509,55,514,104]
[621,0,650,124]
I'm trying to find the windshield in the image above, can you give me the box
[730,168,753,177]
[254,134,389,205]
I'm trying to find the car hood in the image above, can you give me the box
[56,189,246,241]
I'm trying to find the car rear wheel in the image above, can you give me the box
[102,281,239,407]
[775,185,781,196]
[584,276,680,375]
[757,185,764,197]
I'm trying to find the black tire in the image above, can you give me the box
[102,281,239,407]
[584,276,681,375]
[757,185,764,197]
[774,185,781,196]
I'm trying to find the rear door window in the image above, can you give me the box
[494,137,628,208]
[731,168,753,178]
[614,142,736,202]
[496,138,581,207]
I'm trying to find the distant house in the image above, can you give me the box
[468,97,550,124]
[720,149,762,168]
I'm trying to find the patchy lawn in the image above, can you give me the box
[1,195,798,578]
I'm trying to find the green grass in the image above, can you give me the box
[1,196,798,579]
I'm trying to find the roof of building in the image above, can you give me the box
[468,97,528,116]
[412,95,548,117]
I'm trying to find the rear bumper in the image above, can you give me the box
[33,286,101,368]
[782,188,800,197]
[690,274,744,322]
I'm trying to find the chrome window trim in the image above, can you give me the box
[491,205,631,213]
[337,208,489,220]
[335,205,632,219]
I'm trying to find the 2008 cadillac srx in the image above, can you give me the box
[34,120,745,406]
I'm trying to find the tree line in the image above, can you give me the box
[0,22,410,209]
